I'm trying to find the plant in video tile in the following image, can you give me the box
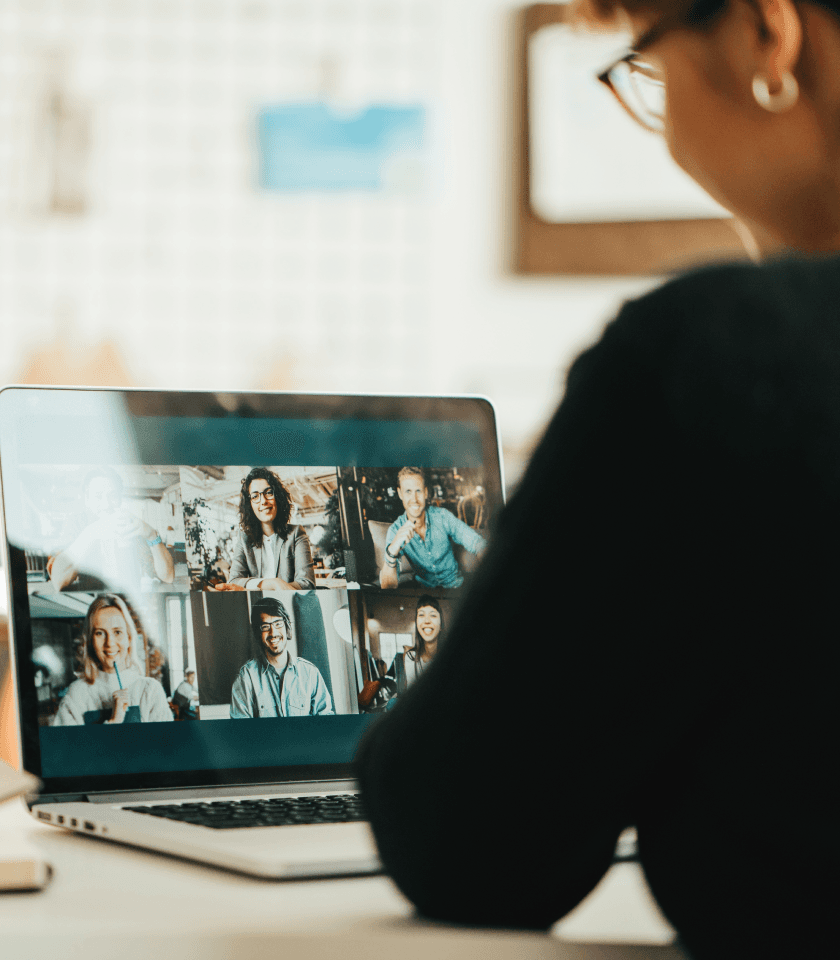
[183,498,222,589]
[319,491,344,570]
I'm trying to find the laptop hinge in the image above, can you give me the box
[80,778,359,805]
[30,793,88,808]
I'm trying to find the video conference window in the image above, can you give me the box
[180,466,345,592]
[29,590,197,726]
[339,467,488,590]
[349,591,451,713]
[190,589,359,719]
[19,464,187,596]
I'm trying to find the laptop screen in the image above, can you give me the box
[0,388,502,795]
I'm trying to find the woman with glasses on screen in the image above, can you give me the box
[357,1,840,955]
[216,467,315,592]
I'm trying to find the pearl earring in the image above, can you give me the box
[752,72,799,112]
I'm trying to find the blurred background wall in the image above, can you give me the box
[0,0,657,486]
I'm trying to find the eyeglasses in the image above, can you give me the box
[597,54,666,133]
[249,488,276,503]
[260,619,286,634]
[596,12,679,134]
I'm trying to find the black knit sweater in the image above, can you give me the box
[356,256,840,960]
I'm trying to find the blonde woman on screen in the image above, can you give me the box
[52,595,172,725]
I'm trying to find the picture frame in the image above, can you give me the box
[515,3,747,275]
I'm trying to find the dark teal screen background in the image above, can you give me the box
[39,717,379,779]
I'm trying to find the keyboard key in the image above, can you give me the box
[123,794,365,829]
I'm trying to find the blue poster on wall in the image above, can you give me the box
[257,103,426,192]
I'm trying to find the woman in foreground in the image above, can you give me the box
[357,1,840,957]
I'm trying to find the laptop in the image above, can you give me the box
[0,387,503,878]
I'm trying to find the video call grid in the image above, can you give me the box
[23,461,488,733]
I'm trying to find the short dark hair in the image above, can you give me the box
[239,467,293,547]
[250,596,292,653]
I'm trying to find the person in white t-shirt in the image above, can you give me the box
[52,594,172,725]
[217,467,315,592]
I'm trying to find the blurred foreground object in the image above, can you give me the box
[0,617,18,771]
[0,761,38,804]
[0,766,50,892]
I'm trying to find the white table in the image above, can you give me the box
[0,797,681,960]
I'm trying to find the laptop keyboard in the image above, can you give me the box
[123,794,366,829]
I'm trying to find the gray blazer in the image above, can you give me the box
[228,525,315,590]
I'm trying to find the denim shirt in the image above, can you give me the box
[230,655,334,718]
[385,505,486,589]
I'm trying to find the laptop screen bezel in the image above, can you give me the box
[0,386,503,797]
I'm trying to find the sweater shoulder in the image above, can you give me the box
[606,255,840,354]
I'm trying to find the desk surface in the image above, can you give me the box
[0,797,680,960]
[1,616,679,959]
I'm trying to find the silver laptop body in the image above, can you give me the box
[0,387,503,878]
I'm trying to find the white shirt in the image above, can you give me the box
[52,667,173,725]
[262,533,277,578]
[244,533,279,589]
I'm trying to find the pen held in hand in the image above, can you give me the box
[113,661,123,690]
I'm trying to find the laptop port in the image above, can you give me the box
[57,815,65,824]
[84,821,95,831]
[70,818,78,828]
[37,811,51,821]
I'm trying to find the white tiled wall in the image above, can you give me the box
[0,0,439,392]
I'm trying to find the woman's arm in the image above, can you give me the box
[289,527,315,590]
[355,290,729,929]
[226,535,253,587]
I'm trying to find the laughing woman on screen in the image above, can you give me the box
[399,595,444,690]
[217,467,315,592]
[52,595,172,725]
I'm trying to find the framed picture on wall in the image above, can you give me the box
[516,3,748,275]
